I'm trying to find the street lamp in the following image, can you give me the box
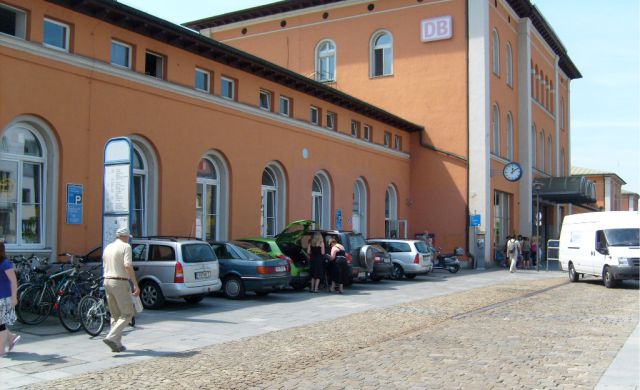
[533,181,544,272]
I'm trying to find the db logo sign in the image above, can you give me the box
[421,16,452,42]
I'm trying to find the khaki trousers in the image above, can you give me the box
[104,279,134,346]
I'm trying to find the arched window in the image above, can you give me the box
[547,136,553,175]
[506,112,514,160]
[492,104,500,155]
[261,163,286,237]
[311,171,332,230]
[196,158,219,240]
[544,76,550,109]
[385,185,398,238]
[352,178,368,237]
[531,125,537,168]
[128,137,158,238]
[540,71,545,107]
[549,81,554,113]
[0,126,45,246]
[560,97,565,130]
[540,129,545,172]
[316,39,336,82]
[371,31,393,77]
[534,66,539,101]
[492,29,500,75]
[530,61,535,98]
[506,42,513,86]
[560,148,566,176]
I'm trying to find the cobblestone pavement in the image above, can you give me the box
[21,277,639,390]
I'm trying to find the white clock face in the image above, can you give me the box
[503,163,522,182]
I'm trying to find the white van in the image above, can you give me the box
[559,211,639,288]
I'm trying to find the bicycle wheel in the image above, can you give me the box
[17,285,54,325]
[58,294,83,332]
[79,295,105,337]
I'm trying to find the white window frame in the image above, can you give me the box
[221,76,235,100]
[351,120,359,138]
[492,29,500,76]
[540,129,545,171]
[531,125,537,168]
[110,40,132,69]
[0,4,27,39]
[363,125,372,142]
[384,131,391,147]
[492,104,500,156]
[145,51,164,79]
[326,111,336,130]
[312,171,332,230]
[261,163,286,237]
[385,185,398,238]
[370,30,393,77]
[259,89,272,111]
[394,135,402,151]
[315,39,336,82]
[195,68,210,93]
[506,42,513,87]
[131,146,148,238]
[560,97,565,130]
[547,136,553,175]
[43,18,70,52]
[279,96,291,117]
[506,112,514,160]
[352,178,368,237]
[196,158,220,241]
[310,106,319,125]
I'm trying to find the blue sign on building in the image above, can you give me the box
[335,209,343,230]
[66,184,83,225]
[469,214,481,227]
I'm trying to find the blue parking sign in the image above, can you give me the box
[469,214,481,227]
[66,184,83,224]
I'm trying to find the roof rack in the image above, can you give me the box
[136,236,203,242]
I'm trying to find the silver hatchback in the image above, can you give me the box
[367,239,433,279]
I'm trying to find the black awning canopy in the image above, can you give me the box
[535,176,596,204]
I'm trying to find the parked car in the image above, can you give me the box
[237,220,313,290]
[209,240,291,299]
[78,236,221,309]
[368,244,394,281]
[367,239,433,279]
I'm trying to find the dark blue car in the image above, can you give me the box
[209,241,291,299]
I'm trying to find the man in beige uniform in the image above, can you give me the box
[102,227,139,352]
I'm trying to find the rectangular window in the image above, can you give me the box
[43,18,69,51]
[310,106,319,125]
[259,89,272,111]
[0,4,26,39]
[221,76,235,100]
[351,121,360,138]
[384,131,391,147]
[394,135,402,151]
[363,125,372,142]
[279,96,291,117]
[195,68,210,93]
[145,51,164,79]
[326,111,336,130]
[494,191,511,253]
[110,40,132,69]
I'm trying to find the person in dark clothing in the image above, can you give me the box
[328,239,347,294]
[307,232,325,293]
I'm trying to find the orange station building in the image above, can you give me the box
[1,0,586,267]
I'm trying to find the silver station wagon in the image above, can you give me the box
[81,236,221,309]
[367,239,433,279]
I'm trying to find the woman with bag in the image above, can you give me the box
[0,242,20,355]
[328,239,347,294]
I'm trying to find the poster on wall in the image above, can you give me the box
[66,183,83,225]
[102,137,133,249]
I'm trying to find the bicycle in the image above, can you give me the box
[55,256,98,332]
[79,276,136,337]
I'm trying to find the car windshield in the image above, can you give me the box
[228,244,271,260]
[182,243,217,263]
[348,234,366,250]
[415,241,431,254]
[604,228,640,247]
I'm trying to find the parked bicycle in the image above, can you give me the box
[79,275,135,337]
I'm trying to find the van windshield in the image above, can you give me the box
[604,229,640,247]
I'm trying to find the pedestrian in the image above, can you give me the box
[102,227,139,353]
[530,236,538,267]
[507,235,520,273]
[0,242,20,356]
[307,232,325,293]
[328,239,347,294]
[522,237,531,269]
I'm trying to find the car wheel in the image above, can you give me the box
[392,264,404,280]
[140,281,165,309]
[448,264,460,273]
[184,294,205,304]
[568,263,579,283]
[223,276,245,299]
[603,267,618,288]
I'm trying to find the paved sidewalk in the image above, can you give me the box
[596,320,640,390]
[2,269,638,389]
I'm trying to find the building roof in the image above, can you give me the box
[46,0,424,133]
[621,189,639,196]
[184,0,581,80]
[571,166,627,185]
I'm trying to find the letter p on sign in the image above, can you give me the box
[421,16,452,42]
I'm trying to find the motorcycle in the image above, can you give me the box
[430,246,463,273]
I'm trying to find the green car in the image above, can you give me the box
[237,220,313,290]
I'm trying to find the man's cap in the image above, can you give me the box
[116,227,130,237]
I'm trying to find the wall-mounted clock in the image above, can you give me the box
[503,162,523,182]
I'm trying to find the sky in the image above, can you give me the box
[118,0,640,193]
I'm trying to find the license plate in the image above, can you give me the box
[384,258,391,263]
[358,272,366,278]
[276,266,286,272]
[195,271,211,280]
